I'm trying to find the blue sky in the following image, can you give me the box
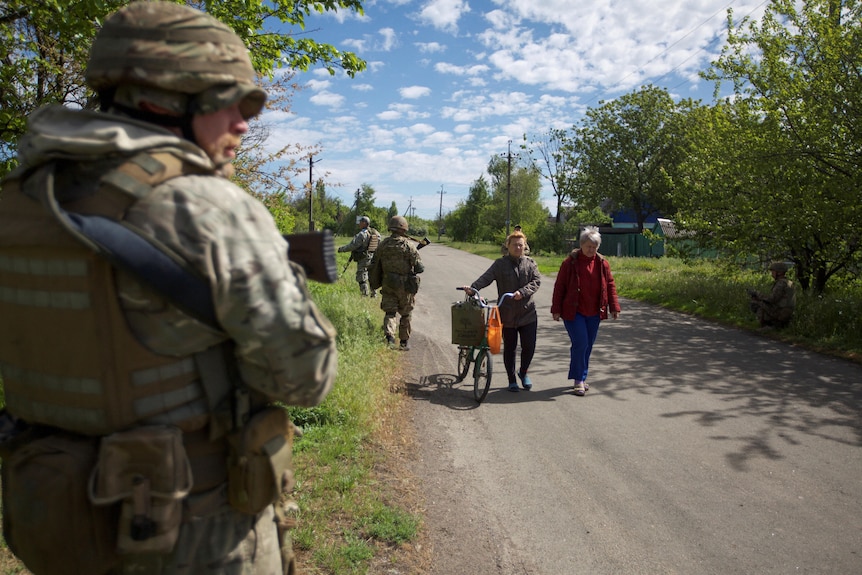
[267,0,768,221]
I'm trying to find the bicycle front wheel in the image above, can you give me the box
[473,348,492,402]
[456,347,471,382]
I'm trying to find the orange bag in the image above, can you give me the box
[487,307,502,355]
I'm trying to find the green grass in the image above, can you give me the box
[442,238,861,361]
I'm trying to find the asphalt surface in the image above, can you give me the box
[404,243,862,575]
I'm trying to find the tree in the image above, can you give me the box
[692,0,862,292]
[525,128,578,222]
[445,176,491,242]
[0,0,367,175]
[570,84,683,232]
[484,154,545,238]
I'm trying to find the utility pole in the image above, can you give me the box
[506,139,512,236]
[437,185,446,240]
[308,154,321,231]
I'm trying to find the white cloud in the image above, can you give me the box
[309,91,345,108]
[379,28,398,51]
[400,85,432,99]
[434,62,490,76]
[353,84,374,92]
[417,0,471,32]
[416,41,446,53]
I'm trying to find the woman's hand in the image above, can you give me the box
[611,311,620,320]
[552,313,561,321]
[461,285,474,296]
[513,291,523,301]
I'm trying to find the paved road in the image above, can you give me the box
[405,243,862,575]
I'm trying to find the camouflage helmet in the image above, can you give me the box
[768,261,789,274]
[358,215,371,225]
[388,215,409,233]
[86,1,266,119]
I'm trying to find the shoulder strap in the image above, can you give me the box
[21,153,221,330]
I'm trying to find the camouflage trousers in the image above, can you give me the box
[380,287,415,341]
[114,485,291,575]
[354,256,375,296]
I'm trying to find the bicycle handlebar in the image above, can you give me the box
[456,287,515,308]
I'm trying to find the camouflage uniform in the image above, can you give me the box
[337,219,378,296]
[369,217,424,350]
[750,263,796,328]
[0,3,335,574]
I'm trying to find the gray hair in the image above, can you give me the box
[580,226,602,247]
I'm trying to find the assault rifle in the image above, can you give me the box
[283,230,339,284]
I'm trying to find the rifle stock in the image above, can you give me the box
[409,235,431,249]
[283,230,339,283]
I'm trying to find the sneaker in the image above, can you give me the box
[399,340,410,351]
[518,372,532,390]
[507,382,520,392]
[573,381,586,396]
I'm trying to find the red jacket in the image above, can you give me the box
[551,249,620,320]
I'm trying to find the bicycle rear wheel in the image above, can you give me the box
[456,347,471,382]
[473,348,492,402]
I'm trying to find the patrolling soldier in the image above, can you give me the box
[337,215,380,297]
[748,261,797,329]
[0,2,336,575]
[369,215,425,350]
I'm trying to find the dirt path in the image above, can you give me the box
[403,244,862,575]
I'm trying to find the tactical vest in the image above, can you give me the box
[0,151,242,489]
[366,228,380,253]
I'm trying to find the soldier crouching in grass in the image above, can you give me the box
[748,261,797,329]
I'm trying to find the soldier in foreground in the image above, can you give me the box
[0,2,336,574]
[748,261,796,329]
[337,215,380,297]
[369,216,425,350]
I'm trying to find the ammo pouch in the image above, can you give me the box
[1,431,121,575]
[405,273,420,294]
[89,425,192,555]
[227,406,295,515]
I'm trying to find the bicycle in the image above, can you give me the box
[452,288,513,402]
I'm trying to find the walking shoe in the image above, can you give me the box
[399,340,410,351]
[507,382,520,392]
[385,335,396,348]
[573,381,586,396]
[518,372,532,390]
[584,381,590,391]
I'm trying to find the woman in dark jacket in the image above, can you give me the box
[551,226,620,396]
[462,231,541,392]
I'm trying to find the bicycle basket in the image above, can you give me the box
[451,299,486,346]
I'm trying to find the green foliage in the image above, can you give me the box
[568,84,686,231]
[692,0,862,293]
[0,0,367,176]
[445,153,547,244]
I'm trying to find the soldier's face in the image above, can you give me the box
[192,103,248,167]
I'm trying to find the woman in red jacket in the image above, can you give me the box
[551,226,621,395]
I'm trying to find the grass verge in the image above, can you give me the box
[443,238,861,362]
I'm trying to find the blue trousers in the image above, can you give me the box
[563,313,601,382]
